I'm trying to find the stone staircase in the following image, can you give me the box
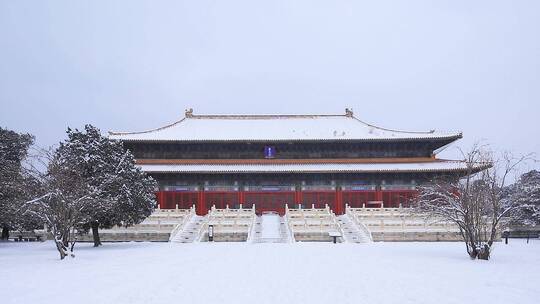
[169,212,371,244]
[170,215,206,243]
[337,214,372,243]
[279,216,293,243]
[250,214,292,243]
[247,216,263,243]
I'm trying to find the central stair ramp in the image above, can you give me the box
[250,212,292,243]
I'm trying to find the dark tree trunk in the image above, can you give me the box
[54,230,69,260]
[62,231,70,247]
[477,244,491,260]
[54,230,75,259]
[1,226,9,240]
[91,221,102,247]
[55,239,67,260]
[468,246,478,260]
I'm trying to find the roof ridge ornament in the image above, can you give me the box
[345,108,354,117]
[185,108,194,118]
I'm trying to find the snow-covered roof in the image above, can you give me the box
[138,160,488,174]
[109,109,462,142]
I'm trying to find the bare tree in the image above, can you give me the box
[415,145,530,260]
[23,150,93,259]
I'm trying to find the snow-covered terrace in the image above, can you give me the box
[108,110,462,142]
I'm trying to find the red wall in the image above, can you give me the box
[302,191,337,210]
[244,192,295,215]
[156,189,418,215]
[204,192,239,210]
[156,191,198,209]
[342,191,377,208]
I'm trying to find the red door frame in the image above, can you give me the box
[155,191,199,210]
[301,190,339,212]
[204,191,240,210]
[381,190,418,208]
[244,191,295,216]
[342,190,378,208]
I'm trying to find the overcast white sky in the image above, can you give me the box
[0,1,538,170]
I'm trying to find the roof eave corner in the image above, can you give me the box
[442,131,463,141]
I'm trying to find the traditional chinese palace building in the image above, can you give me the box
[109,109,480,216]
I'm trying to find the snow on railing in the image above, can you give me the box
[282,204,295,243]
[168,205,196,241]
[346,205,461,234]
[330,209,346,239]
[346,204,373,242]
[196,217,209,242]
[198,204,256,242]
[246,204,258,243]
[285,203,344,239]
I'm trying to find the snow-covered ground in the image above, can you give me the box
[1,240,539,304]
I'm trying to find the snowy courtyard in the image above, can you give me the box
[1,240,539,304]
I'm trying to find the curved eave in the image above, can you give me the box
[139,161,489,175]
[114,133,462,143]
[464,163,493,175]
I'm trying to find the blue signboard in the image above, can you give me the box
[261,186,281,191]
[351,185,372,191]
[264,146,276,158]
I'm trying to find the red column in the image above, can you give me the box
[196,190,207,215]
[335,187,343,215]
[295,189,303,207]
[155,191,162,209]
[376,188,383,207]
[238,190,245,205]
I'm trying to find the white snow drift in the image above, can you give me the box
[1,240,539,304]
